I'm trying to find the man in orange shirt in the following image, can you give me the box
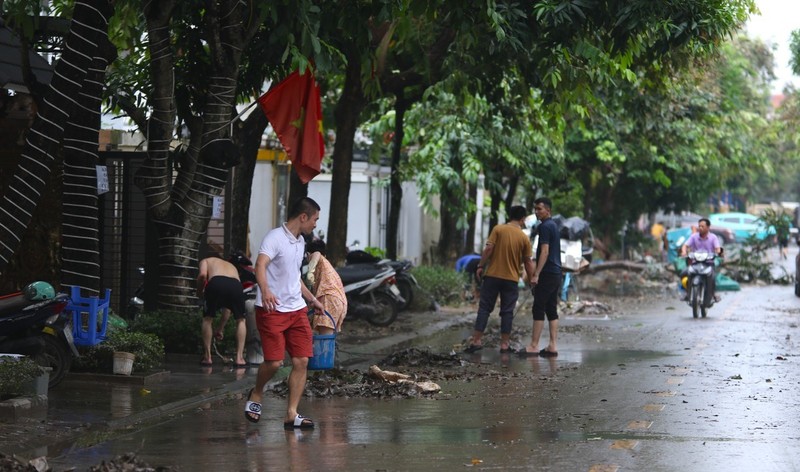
[465,205,535,354]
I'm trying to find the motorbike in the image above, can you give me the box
[685,251,717,318]
[0,282,78,388]
[336,263,404,326]
[227,252,257,299]
[127,265,146,317]
[345,250,419,311]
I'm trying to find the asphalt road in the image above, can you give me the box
[40,261,800,472]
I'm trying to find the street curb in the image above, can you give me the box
[102,366,292,430]
[0,394,47,423]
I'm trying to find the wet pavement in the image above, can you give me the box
[3,246,800,471]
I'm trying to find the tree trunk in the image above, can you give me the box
[0,1,113,273]
[288,169,308,211]
[386,93,407,260]
[436,151,464,264]
[489,185,501,231]
[436,190,462,264]
[231,107,268,256]
[503,174,518,211]
[465,181,477,253]
[61,44,116,295]
[327,54,366,266]
[135,0,261,311]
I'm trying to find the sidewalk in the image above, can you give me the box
[0,308,474,459]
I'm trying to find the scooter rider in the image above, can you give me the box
[680,218,722,302]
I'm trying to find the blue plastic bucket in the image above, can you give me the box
[308,310,337,370]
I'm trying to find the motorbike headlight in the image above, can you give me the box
[695,253,708,262]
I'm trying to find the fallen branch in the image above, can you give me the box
[582,261,649,274]
[368,365,441,394]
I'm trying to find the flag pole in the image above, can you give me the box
[229,100,259,134]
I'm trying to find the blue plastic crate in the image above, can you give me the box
[67,287,111,346]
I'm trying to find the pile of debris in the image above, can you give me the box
[272,362,443,400]
[0,452,175,472]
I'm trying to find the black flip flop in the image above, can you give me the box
[463,344,483,354]
[539,349,558,357]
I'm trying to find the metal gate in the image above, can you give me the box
[98,151,148,315]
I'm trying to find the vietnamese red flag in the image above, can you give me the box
[258,70,325,183]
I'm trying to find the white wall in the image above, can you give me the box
[248,159,434,264]
[307,172,372,248]
[248,162,278,259]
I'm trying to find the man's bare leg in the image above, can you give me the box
[285,356,309,422]
[201,317,214,364]
[545,319,559,353]
[500,332,511,351]
[469,330,483,346]
[523,319,545,353]
[214,309,232,341]
[245,360,280,422]
[234,317,246,365]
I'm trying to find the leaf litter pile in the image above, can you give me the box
[0,452,176,472]
[270,348,522,399]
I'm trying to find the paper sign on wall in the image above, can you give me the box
[212,196,224,219]
[96,165,109,195]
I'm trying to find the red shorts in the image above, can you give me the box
[255,306,313,361]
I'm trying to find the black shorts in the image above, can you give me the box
[204,276,246,319]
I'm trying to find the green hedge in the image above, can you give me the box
[73,329,165,373]
[410,265,466,306]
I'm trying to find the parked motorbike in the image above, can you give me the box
[127,265,145,317]
[0,282,78,388]
[336,263,403,326]
[345,250,418,311]
[227,252,257,299]
[685,251,717,318]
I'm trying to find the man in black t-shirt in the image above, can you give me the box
[519,197,562,357]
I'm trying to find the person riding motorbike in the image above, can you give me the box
[680,217,722,303]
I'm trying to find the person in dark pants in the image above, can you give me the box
[520,197,562,357]
[465,205,535,354]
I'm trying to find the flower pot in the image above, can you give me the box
[29,367,50,395]
[112,352,135,376]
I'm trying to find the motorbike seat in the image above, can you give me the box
[0,293,29,318]
[336,264,393,286]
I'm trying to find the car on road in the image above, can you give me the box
[709,212,774,241]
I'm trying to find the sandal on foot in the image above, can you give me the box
[539,349,558,357]
[463,344,483,354]
[244,388,262,423]
[517,349,538,358]
[284,414,314,430]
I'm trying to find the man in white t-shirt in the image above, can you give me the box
[243,197,324,429]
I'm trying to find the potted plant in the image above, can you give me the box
[0,356,46,399]
[73,329,165,375]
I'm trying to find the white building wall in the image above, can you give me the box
[247,162,279,259]
[248,159,436,265]
[307,171,372,248]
